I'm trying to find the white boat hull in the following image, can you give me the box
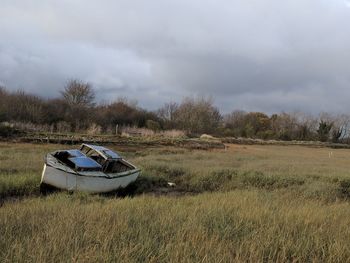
[41,164,140,193]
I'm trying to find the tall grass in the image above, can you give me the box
[0,143,58,199]
[2,143,350,261]
[1,191,350,262]
[0,172,39,199]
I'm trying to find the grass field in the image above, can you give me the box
[2,142,350,262]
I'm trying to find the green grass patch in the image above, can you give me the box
[0,172,40,199]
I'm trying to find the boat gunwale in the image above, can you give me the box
[81,143,121,161]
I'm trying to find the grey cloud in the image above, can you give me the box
[1,0,350,113]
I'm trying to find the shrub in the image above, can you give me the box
[242,171,304,190]
[338,179,350,199]
[87,123,102,135]
[146,120,161,132]
[0,124,22,138]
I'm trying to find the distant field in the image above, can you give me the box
[2,142,350,261]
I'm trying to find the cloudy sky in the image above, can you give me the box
[1,0,350,113]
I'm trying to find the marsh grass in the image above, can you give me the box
[0,143,58,199]
[2,191,350,262]
[0,172,39,199]
[2,143,350,261]
[1,143,350,199]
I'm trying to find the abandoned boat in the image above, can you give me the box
[40,144,140,193]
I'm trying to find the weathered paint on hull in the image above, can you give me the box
[41,164,139,193]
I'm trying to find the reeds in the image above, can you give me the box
[2,143,350,261]
[1,191,350,262]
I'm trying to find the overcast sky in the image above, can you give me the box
[1,0,350,113]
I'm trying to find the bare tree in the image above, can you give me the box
[6,90,45,123]
[295,112,318,140]
[223,110,247,137]
[331,114,350,143]
[174,97,222,134]
[0,87,8,121]
[157,102,178,122]
[61,79,95,107]
[60,80,96,131]
[317,119,333,142]
[157,102,179,129]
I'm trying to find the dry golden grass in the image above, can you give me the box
[2,142,350,262]
[2,191,350,262]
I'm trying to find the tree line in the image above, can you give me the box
[1,80,350,143]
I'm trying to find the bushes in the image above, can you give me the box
[317,120,333,142]
[241,171,305,189]
[2,85,350,142]
[0,124,23,138]
[146,120,161,132]
[193,170,236,192]
[338,179,350,199]
[157,97,222,134]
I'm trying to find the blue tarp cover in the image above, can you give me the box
[67,149,85,157]
[68,157,102,169]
